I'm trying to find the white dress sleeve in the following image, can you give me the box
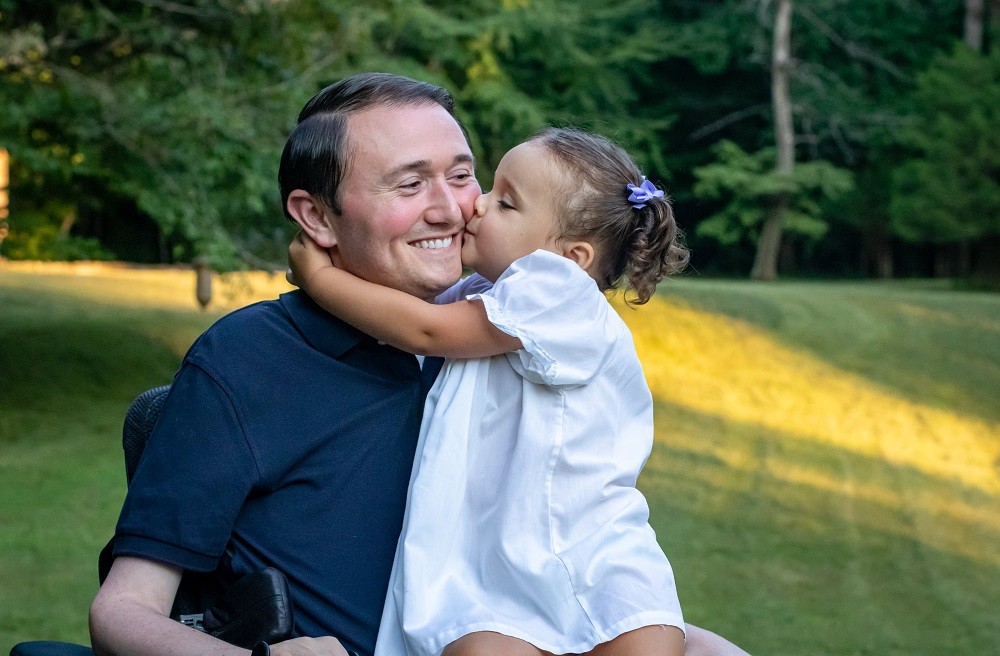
[468,250,617,387]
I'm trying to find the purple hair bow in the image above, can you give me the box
[626,177,664,209]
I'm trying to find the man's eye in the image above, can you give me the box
[400,180,422,190]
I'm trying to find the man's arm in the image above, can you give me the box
[684,623,751,656]
[288,234,520,358]
[90,557,348,656]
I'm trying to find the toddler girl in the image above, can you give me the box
[289,127,690,656]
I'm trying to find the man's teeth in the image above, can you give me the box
[413,237,453,250]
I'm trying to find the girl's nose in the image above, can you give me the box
[471,193,488,221]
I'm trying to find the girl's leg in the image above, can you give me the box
[587,625,686,656]
[442,631,546,656]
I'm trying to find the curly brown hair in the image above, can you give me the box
[528,127,689,304]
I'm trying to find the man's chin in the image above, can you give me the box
[405,264,463,301]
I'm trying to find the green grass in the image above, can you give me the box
[2,264,998,655]
[0,264,289,651]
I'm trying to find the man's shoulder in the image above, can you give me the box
[186,290,365,367]
[196,296,288,340]
[183,294,299,366]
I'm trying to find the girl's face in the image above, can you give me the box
[461,141,566,282]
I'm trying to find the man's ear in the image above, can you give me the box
[561,240,596,273]
[286,189,338,249]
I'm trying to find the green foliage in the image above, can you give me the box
[0,0,688,266]
[692,140,853,245]
[0,0,986,275]
[890,46,1000,242]
[3,224,113,261]
[0,196,113,260]
[357,0,678,183]
[0,0,347,267]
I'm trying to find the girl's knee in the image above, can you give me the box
[590,624,686,656]
[442,631,543,656]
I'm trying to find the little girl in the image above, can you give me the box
[289,127,690,656]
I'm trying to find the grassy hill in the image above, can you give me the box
[1,263,998,655]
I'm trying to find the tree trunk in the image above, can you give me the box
[972,236,1000,287]
[934,244,953,278]
[958,240,973,277]
[58,210,77,235]
[0,148,8,222]
[966,0,986,51]
[779,234,796,272]
[751,0,794,281]
[990,1,1000,52]
[872,233,894,279]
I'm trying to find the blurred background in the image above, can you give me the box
[1,0,998,283]
[1,2,999,655]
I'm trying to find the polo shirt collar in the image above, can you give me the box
[279,289,369,359]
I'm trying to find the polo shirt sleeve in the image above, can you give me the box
[468,250,617,388]
[434,273,493,305]
[112,362,260,572]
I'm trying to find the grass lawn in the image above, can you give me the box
[2,262,998,655]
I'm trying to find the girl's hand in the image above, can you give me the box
[287,232,335,290]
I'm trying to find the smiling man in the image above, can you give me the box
[89,73,747,656]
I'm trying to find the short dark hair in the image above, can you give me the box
[529,127,689,304]
[278,72,460,218]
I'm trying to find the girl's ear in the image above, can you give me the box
[286,189,338,249]
[560,240,596,273]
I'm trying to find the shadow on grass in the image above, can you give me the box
[0,286,214,646]
[642,400,1000,656]
[0,286,213,444]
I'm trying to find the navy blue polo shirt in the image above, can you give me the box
[113,290,442,656]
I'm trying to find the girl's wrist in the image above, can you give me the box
[302,264,336,294]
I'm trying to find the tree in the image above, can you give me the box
[1,0,682,266]
[692,140,852,256]
[889,46,1000,282]
[966,0,986,51]
[750,0,794,281]
[0,0,375,266]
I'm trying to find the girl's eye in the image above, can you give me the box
[498,199,515,210]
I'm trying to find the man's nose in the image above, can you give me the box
[426,177,463,224]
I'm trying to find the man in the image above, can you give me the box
[90,73,748,656]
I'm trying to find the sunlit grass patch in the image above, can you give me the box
[615,282,1000,654]
[1,260,293,311]
[620,294,1000,494]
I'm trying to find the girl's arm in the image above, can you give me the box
[288,233,521,358]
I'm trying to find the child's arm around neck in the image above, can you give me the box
[288,233,521,358]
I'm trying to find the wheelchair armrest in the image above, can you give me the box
[10,642,94,656]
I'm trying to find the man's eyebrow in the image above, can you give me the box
[381,154,475,184]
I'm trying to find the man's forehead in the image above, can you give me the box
[345,103,473,172]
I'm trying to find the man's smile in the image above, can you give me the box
[411,234,458,250]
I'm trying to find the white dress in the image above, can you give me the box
[374,250,683,656]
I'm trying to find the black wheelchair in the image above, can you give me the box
[10,386,293,656]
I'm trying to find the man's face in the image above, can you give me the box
[329,103,480,300]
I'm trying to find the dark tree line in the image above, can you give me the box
[1,0,997,282]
